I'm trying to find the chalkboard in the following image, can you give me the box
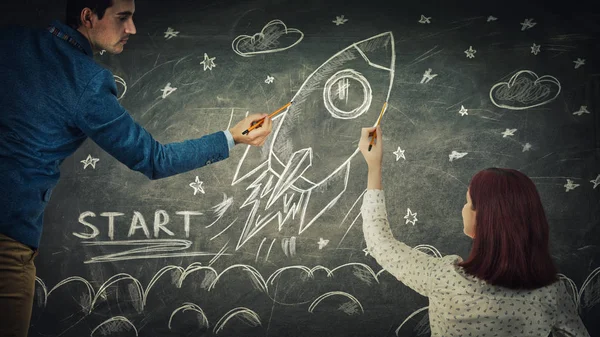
[2,0,599,335]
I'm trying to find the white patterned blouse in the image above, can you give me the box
[361,189,589,337]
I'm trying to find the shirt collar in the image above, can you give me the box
[50,20,94,57]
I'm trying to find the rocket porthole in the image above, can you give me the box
[323,69,373,120]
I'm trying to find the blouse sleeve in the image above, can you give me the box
[552,281,590,336]
[361,189,452,297]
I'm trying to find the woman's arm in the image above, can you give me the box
[361,188,445,297]
[552,282,590,336]
[358,127,446,297]
[367,165,383,190]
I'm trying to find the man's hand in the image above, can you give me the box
[230,114,273,146]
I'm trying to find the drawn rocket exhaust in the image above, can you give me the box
[232,32,395,250]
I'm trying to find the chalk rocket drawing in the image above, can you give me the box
[489,70,561,110]
[231,32,395,250]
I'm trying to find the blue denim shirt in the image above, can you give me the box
[0,21,231,248]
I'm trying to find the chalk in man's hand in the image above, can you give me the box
[242,101,292,135]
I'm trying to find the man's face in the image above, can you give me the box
[88,0,136,54]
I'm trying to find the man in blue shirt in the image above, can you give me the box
[0,0,272,335]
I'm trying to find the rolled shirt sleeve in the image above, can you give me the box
[223,129,235,151]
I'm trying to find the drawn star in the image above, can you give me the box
[459,105,468,116]
[264,75,275,84]
[404,208,418,226]
[501,128,517,138]
[573,105,590,116]
[487,16,498,22]
[80,154,100,169]
[520,18,536,31]
[590,174,600,189]
[531,43,541,55]
[393,147,406,161]
[164,27,179,40]
[449,151,468,162]
[317,238,330,250]
[573,58,585,69]
[464,46,476,59]
[332,15,349,25]
[522,143,533,152]
[200,53,216,71]
[418,15,432,24]
[563,179,579,192]
[160,82,177,99]
[189,176,205,195]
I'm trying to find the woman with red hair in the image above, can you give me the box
[358,126,589,336]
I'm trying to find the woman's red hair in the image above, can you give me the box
[459,168,558,289]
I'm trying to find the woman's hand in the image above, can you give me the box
[359,126,383,190]
[359,126,383,170]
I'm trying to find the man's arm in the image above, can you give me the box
[75,69,230,179]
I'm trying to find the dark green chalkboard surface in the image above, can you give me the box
[2,0,599,335]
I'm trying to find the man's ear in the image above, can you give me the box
[80,8,94,28]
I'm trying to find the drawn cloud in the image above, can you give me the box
[489,70,561,110]
[232,19,304,57]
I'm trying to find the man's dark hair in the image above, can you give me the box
[65,0,114,29]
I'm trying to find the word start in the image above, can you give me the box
[72,210,205,240]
